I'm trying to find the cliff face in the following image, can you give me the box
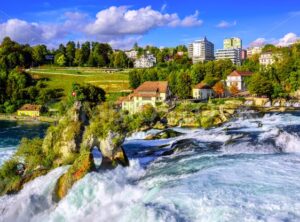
[0,102,130,198]
[52,103,129,201]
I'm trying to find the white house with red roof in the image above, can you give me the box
[192,83,215,100]
[121,81,171,113]
[226,70,253,91]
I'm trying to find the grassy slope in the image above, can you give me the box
[28,67,131,99]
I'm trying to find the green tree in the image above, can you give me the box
[248,73,274,98]
[177,72,192,99]
[66,41,76,66]
[55,54,66,66]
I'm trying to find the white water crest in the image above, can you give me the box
[0,167,68,222]
[0,147,16,166]
[1,112,300,221]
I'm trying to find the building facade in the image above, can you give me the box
[224,37,242,49]
[247,47,262,58]
[125,50,138,60]
[226,70,253,91]
[192,83,215,100]
[17,104,42,117]
[134,54,156,68]
[188,37,214,64]
[215,48,241,65]
[259,52,282,66]
[121,81,171,113]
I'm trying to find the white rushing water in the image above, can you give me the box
[1,112,300,222]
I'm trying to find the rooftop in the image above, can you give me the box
[194,83,212,89]
[18,104,42,111]
[229,70,253,77]
[135,81,168,93]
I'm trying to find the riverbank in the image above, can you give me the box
[0,114,58,123]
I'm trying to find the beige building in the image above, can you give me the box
[121,81,170,113]
[192,83,214,100]
[224,37,242,49]
[226,70,253,91]
[247,46,262,57]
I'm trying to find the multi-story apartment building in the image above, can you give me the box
[188,37,214,64]
[121,81,171,113]
[215,48,241,65]
[224,37,242,49]
[134,54,156,68]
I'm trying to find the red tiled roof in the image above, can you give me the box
[18,104,41,111]
[229,70,253,77]
[193,83,211,89]
[135,81,168,93]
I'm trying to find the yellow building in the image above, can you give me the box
[17,104,42,117]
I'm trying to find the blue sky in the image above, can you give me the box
[0,0,299,49]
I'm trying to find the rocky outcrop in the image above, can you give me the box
[53,151,95,202]
[42,102,86,165]
[145,129,184,140]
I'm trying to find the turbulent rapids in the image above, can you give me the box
[1,112,300,222]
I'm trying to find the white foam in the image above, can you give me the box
[276,131,300,153]
[0,167,68,222]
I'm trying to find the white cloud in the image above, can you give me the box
[216,20,237,28]
[249,33,299,48]
[85,6,202,36]
[161,4,167,12]
[0,5,203,49]
[249,37,267,47]
[276,32,299,46]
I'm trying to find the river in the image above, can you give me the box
[0,112,300,222]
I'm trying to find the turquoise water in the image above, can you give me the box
[1,113,300,222]
[0,120,49,165]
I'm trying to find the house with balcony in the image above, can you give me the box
[192,83,215,100]
[226,70,253,91]
[121,81,170,113]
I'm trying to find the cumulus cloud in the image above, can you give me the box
[0,5,203,49]
[249,37,267,47]
[249,33,299,48]
[85,6,202,36]
[276,32,299,46]
[216,20,237,28]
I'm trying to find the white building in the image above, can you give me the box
[259,52,282,66]
[215,48,241,65]
[121,81,171,113]
[188,37,214,64]
[134,54,156,68]
[192,83,215,100]
[125,50,138,60]
[226,70,253,91]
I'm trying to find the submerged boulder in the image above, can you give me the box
[144,129,184,140]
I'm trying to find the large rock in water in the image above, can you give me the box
[53,130,129,201]
[42,101,86,165]
[53,151,95,202]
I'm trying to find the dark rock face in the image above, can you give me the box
[145,129,184,140]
